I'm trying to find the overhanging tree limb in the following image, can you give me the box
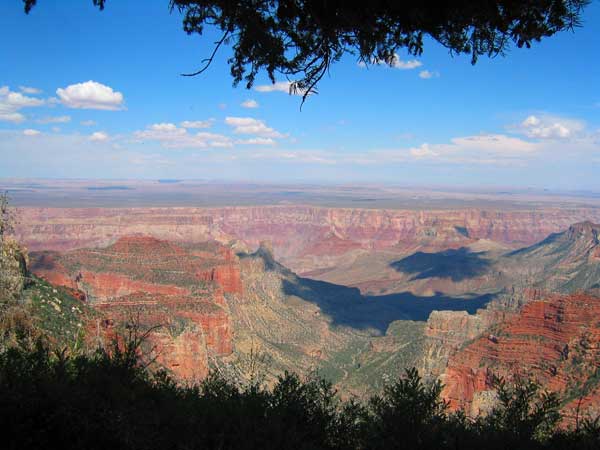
[23,0,590,102]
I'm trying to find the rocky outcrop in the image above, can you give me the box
[95,291,232,380]
[30,236,242,301]
[438,293,600,419]
[421,310,490,381]
[29,236,239,382]
[79,270,192,299]
[500,221,600,293]
[95,292,233,360]
[0,237,29,303]
[196,266,243,295]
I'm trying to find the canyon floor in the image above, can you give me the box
[7,180,600,419]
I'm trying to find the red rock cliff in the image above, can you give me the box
[440,293,600,419]
[31,236,240,382]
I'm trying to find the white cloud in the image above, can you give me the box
[236,137,276,146]
[389,54,422,70]
[254,80,310,97]
[522,116,540,127]
[19,86,42,95]
[0,111,25,123]
[23,129,41,136]
[254,81,292,93]
[349,134,542,166]
[56,81,124,110]
[148,123,180,133]
[180,120,213,129]
[410,143,439,158]
[410,134,538,162]
[0,85,45,123]
[134,123,233,149]
[241,99,259,108]
[359,53,422,70]
[518,114,584,140]
[80,120,97,126]
[193,132,233,148]
[419,70,440,79]
[225,116,285,138]
[89,131,109,141]
[37,115,71,124]
[134,119,283,149]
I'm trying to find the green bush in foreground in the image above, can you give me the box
[1,340,600,450]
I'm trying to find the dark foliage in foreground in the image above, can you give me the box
[22,1,589,103]
[1,341,600,450]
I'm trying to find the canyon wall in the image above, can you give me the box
[15,207,600,268]
[30,236,239,382]
[423,292,600,420]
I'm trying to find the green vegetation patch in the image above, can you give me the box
[24,276,97,349]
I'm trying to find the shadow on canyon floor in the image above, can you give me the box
[390,247,491,282]
[283,277,496,335]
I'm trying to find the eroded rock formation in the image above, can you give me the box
[418,290,600,421]
[30,236,240,381]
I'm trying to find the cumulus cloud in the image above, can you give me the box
[254,81,292,93]
[348,134,541,166]
[392,59,422,70]
[0,112,25,123]
[225,116,285,138]
[518,114,585,140]
[147,123,180,133]
[254,80,310,97]
[19,86,42,95]
[134,119,283,149]
[419,70,440,79]
[89,131,109,141]
[410,144,438,158]
[180,120,213,129]
[37,115,71,124]
[409,134,538,163]
[80,120,97,126]
[23,129,41,136]
[359,53,422,70]
[134,123,232,149]
[0,86,45,123]
[236,137,276,146]
[56,81,124,110]
[241,99,259,108]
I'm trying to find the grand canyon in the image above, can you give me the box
[4,3,598,447]
[5,180,600,421]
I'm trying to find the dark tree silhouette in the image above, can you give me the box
[22,1,589,103]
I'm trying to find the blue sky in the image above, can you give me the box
[1,1,599,189]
